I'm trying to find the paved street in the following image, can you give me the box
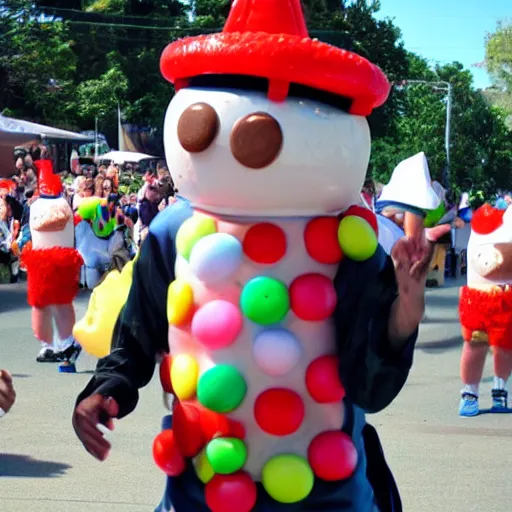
[0,279,511,512]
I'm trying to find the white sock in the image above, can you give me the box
[40,341,53,350]
[494,377,507,391]
[55,335,74,352]
[462,384,479,397]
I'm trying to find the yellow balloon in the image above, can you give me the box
[338,215,378,262]
[194,449,215,484]
[167,280,194,326]
[262,454,314,504]
[171,354,199,400]
[73,261,135,358]
[176,215,217,260]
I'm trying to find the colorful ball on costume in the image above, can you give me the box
[306,355,345,403]
[170,354,199,401]
[176,215,217,260]
[189,233,243,284]
[290,274,336,321]
[206,437,248,474]
[167,280,194,326]
[337,215,378,262]
[243,223,287,264]
[240,277,289,325]
[172,402,205,457]
[152,429,185,477]
[262,454,314,504]
[194,448,215,484]
[199,406,246,441]
[344,205,379,235]
[159,355,173,394]
[192,300,243,350]
[254,388,304,436]
[205,472,257,512]
[198,365,247,413]
[304,217,343,264]
[253,329,302,376]
[308,431,358,481]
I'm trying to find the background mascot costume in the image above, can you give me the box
[21,159,83,371]
[458,203,512,416]
[73,1,450,511]
[75,196,124,289]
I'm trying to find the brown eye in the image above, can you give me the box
[177,103,219,153]
[230,112,283,169]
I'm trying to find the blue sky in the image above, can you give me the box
[374,0,511,89]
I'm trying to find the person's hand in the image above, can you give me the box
[72,394,119,461]
[158,199,166,212]
[0,370,16,414]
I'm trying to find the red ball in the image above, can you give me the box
[254,388,305,436]
[308,431,358,481]
[205,472,257,512]
[304,217,343,264]
[243,223,287,264]
[152,429,186,477]
[305,356,346,403]
[172,402,205,457]
[159,355,174,394]
[290,274,337,321]
[344,205,379,236]
[199,406,246,441]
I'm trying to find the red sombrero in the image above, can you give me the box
[161,0,390,116]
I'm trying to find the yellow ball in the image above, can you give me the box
[338,215,378,262]
[171,354,199,400]
[167,280,194,326]
[194,449,215,484]
[262,454,314,504]
[176,215,217,260]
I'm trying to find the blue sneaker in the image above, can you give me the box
[57,343,82,374]
[459,393,479,417]
[491,389,508,412]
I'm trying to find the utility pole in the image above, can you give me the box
[396,80,453,189]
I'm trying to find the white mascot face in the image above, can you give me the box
[164,87,371,217]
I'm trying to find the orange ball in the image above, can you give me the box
[243,223,287,264]
[152,429,186,477]
[304,217,343,264]
[305,355,346,403]
[205,472,257,512]
[254,388,305,436]
[173,402,205,457]
[344,205,378,235]
[308,431,358,481]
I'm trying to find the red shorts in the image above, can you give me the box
[21,247,83,309]
[459,285,512,350]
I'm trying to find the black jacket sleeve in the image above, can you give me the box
[335,246,418,414]
[76,229,173,418]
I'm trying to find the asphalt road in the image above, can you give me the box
[0,279,511,512]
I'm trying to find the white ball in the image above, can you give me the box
[253,329,302,377]
[189,233,243,284]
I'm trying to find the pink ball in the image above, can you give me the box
[308,431,358,481]
[192,300,243,350]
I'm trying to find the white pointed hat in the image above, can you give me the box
[377,152,440,211]
[459,192,470,209]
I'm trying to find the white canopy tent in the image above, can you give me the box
[95,150,159,165]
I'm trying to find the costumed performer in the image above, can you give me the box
[72,2,449,511]
[21,159,83,371]
[375,152,440,254]
[75,196,124,289]
[458,202,512,416]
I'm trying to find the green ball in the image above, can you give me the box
[197,365,247,413]
[206,438,248,474]
[338,216,378,262]
[262,454,314,504]
[240,277,290,325]
[176,216,217,260]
